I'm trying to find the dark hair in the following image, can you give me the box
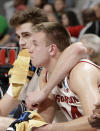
[10,7,48,28]
[32,22,71,52]
[34,0,48,9]
[14,0,28,8]
[63,10,80,26]
[43,3,57,14]
[82,8,97,25]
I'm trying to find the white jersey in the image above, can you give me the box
[46,59,100,121]
[52,77,84,121]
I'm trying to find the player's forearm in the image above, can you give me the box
[38,95,56,123]
[48,115,96,131]
[0,116,15,131]
[0,93,20,116]
[43,42,87,96]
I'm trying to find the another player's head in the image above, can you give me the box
[10,7,48,49]
[80,33,100,65]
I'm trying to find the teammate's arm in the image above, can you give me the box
[38,68,56,123]
[0,116,15,131]
[43,42,87,95]
[70,62,100,116]
[0,92,20,116]
[32,62,99,131]
[26,68,56,123]
[26,42,87,107]
[0,92,18,131]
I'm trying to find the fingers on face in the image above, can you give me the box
[95,103,100,109]
[88,114,100,129]
[93,108,100,114]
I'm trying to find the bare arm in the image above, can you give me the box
[88,69,100,129]
[0,91,18,130]
[38,94,56,123]
[32,115,96,131]
[0,116,15,131]
[26,42,87,107]
[0,93,20,116]
[32,62,99,131]
[43,42,87,96]
[38,69,56,123]
[26,69,56,122]
[70,62,100,115]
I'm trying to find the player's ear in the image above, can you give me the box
[88,48,94,56]
[48,44,57,56]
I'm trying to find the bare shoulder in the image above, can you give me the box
[69,60,100,92]
[70,60,100,76]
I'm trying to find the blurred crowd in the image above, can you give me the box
[0,0,100,65]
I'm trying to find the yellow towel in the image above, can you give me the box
[15,111,47,131]
[8,49,30,98]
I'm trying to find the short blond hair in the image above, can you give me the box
[32,22,71,52]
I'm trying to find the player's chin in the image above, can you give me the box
[32,62,40,68]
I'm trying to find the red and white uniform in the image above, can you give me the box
[46,59,100,121]
[52,77,84,121]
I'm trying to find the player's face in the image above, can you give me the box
[61,14,69,27]
[16,22,33,49]
[28,32,50,67]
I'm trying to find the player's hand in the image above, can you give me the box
[25,90,47,110]
[88,103,100,129]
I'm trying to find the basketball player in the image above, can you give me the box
[0,7,86,130]
[26,22,100,131]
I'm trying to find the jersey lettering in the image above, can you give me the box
[55,95,79,103]
[61,105,82,119]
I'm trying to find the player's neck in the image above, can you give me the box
[45,52,61,74]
